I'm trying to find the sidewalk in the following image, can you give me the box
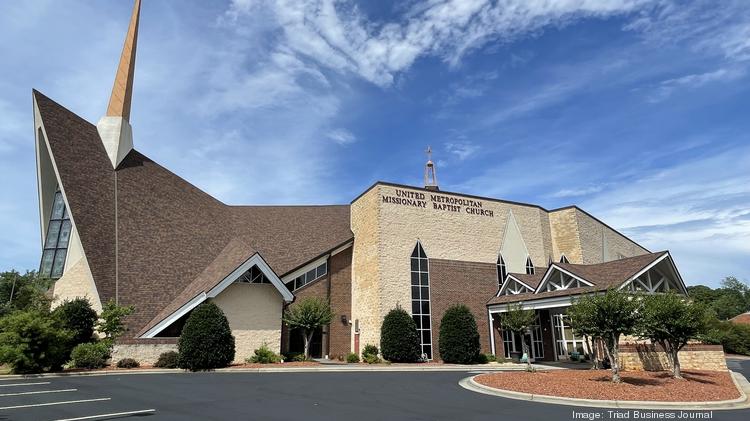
[0,361,562,379]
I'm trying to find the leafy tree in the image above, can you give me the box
[639,293,707,378]
[567,298,601,369]
[97,299,134,345]
[0,270,52,315]
[701,319,750,356]
[500,303,537,371]
[380,307,421,362]
[438,305,481,364]
[53,298,98,346]
[178,301,235,371]
[283,297,333,359]
[0,310,73,373]
[686,277,750,320]
[569,290,642,383]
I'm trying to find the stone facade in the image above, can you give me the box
[212,283,284,363]
[50,223,103,312]
[349,183,647,359]
[112,339,177,365]
[619,344,727,371]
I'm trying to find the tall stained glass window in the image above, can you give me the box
[497,254,507,287]
[40,189,71,279]
[410,242,432,359]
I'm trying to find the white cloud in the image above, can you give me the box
[646,67,747,103]
[225,0,654,87]
[445,141,479,160]
[327,128,357,145]
[552,185,605,198]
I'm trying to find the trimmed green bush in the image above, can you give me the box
[70,342,110,369]
[703,320,750,355]
[380,307,421,363]
[177,302,235,371]
[154,351,179,368]
[0,310,73,373]
[346,352,360,363]
[53,298,97,346]
[362,344,380,364]
[116,358,139,369]
[438,305,481,364]
[247,344,281,364]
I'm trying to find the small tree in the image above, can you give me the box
[567,299,601,369]
[438,305,481,364]
[380,307,421,362]
[0,270,52,315]
[570,290,642,383]
[178,301,235,371]
[0,310,73,373]
[640,293,707,379]
[53,298,98,346]
[97,299,134,345]
[500,303,536,370]
[283,297,333,359]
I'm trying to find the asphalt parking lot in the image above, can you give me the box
[2,360,749,421]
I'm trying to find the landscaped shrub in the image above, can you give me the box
[177,302,235,371]
[0,310,73,373]
[53,298,97,346]
[438,305,481,364]
[154,351,179,368]
[247,344,281,364]
[291,354,308,362]
[702,320,750,355]
[362,344,380,364]
[116,358,139,369]
[346,352,360,363]
[380,307,421,363]
[70,342,110,369]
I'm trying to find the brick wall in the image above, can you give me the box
[281,248,353,359]
[328,247,353,359]
[429,259,498,360]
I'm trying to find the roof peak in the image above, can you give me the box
[105,0,141,122]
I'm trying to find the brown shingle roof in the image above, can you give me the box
[731,312,750,325]
[35,91,353,338]
[487,252,667,305]
[507,272,544,289]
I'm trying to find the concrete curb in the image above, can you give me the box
[0,363,541,380]
[459,371,750,410]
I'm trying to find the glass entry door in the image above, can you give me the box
[552,313,585,360]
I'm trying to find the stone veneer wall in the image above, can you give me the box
[429,259,498,358]
[575,209,649,264]
[619,344,727,371]
[212,283,284,363]
[51,229,103,312]
[112,338,177,365]
[548,208,584,263]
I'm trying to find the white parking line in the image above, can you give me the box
[0,388,77,397]
[0,397,110,410]
[52,409,157,421]
[0,381,51,387]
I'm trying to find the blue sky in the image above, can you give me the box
[1,0,748,287]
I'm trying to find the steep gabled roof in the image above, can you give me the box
[36,91,353,338]
[507,272,544,290]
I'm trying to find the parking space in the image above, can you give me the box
[0,377,155,421]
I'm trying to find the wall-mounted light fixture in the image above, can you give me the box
[341,315,348,325]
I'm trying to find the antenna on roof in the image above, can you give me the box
[424,146,439,191]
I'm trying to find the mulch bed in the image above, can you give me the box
[475,370,740,402]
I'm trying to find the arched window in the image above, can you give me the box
[560,255,570,264]
[525,256,535,275]
[497,254,507,287]
[410,242,432,359]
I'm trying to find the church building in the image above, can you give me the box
[33,1,694,364]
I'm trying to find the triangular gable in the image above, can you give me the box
[500,210,530,274]
[618,252,687,294]
[141,252,293,338]
[534,264,594,293]
[497,274,534,295]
